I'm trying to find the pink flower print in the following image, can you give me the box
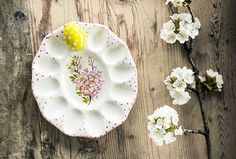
[67,56,103,104]
[76,70,102,98]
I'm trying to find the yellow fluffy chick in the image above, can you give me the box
[64,22,87,51]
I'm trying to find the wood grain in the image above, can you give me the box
[0,0,235,158]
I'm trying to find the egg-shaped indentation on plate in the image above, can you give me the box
[34,56,60,76]
[100,101,124,123]
[34,78,60,97]
[87,27,107,52]
[84,111,105,137]
[103,43,126,64]
[110,84,135,102]
[45,36,69,59]
[44,96,69,119]
[110,63,136,82]
[63,109,84,135]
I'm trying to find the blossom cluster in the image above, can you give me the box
[199,69,224,92]
[148,105,183,146]
[165,0,190,7]
[160,13,201,44]
[164,67,195,105]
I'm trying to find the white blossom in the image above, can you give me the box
[203,69,224,92]
[160,13,201,44]
[199,76,206,82]
[174,126,184,135]
[171,66,195,84]
[148,105,183,146]
[160,31,177,44]
[172,79,187,91]
[163,75,173,90]
[187,18,201,39]
[199,69,223,92]
[164,67,195,105]
[164,132,176,144]
[170,89,191,105]
[207,69,224,89]
[206,69,219,78]
[165,0,188,7]
[176,30,189,43]
[216,75,224,90]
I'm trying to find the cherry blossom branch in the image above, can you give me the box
[183,6,212,159]
[167,4,212,159]
[184,47,212,159]
[183,128,207,136]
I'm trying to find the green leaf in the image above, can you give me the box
[76,92,82,96]
[80,77,85,81]
[166,127,175,133]
[82,96,88,104]
[69,76,75,81]
[82,96,91,104]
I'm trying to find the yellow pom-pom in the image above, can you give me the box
[64,22,87,51]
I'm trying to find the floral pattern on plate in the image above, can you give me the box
[67,55,103,104]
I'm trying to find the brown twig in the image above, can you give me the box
[183,7,212,159]
[183,39,198,73]
[190,86,211,159]
[184,128,207,136]
[187,5,195,22]
[168,3,175,14]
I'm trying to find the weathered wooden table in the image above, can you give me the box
[0,0,236,158]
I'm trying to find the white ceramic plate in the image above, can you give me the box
[32,22,138,138]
